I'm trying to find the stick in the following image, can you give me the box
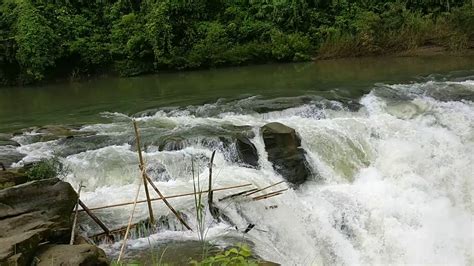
[133,120,155,224]
[79,200,111,236]
[218,188,258,201]
[70,182,83,245]
[77,183,252,212]
[144,173,192,230]
[208,151,219,219]
[253,192,283,201]
[207,151,216,209]
[252,188,288,201]
[244,181,285,197]
[117,177,142,263]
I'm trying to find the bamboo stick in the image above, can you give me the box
[77,183,252,212]
[253,192,283,201]
[244,181,285,197]
[252,188,288,201]
[207,151,216,211]
[144,173,192,230]
[133,120,155,224]
[117,176,142,263]
[70,182,83,245]
[79,200,112,237]
[218,188,258,201]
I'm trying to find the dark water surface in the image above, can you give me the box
[1,56,473,132]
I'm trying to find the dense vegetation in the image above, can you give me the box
[1,0,473,85]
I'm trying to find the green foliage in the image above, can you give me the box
[191,244,258,266]
[0,0,473,84]
[15,1,59,82]
[27,157,69,181]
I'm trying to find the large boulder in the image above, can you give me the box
[0,178,77,265]
[261,122,312,185]
[34,244,108,266]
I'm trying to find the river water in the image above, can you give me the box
[1,56,473,265]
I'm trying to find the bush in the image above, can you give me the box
[27,157,68,181]
[191,244,258,266]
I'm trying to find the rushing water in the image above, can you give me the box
[1,56,473,265]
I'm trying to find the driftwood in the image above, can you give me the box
[133,120,155,224]
[77,183,252,212]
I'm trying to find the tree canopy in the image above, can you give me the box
[1,0,473,85]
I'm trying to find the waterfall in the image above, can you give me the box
[9,79,474,265]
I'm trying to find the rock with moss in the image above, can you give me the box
[0,170,28,189]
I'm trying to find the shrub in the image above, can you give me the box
[27,157,68,181]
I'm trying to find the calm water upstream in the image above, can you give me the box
[1,56,473,265]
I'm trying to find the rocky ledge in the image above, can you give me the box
[0,177,108,265]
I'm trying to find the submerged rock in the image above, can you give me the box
[0,178,77,264]
[261,122,312,185]
[34,244,108,266]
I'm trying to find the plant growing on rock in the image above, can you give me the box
[27,157,69,180]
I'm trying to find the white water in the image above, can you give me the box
[11,80,474,265]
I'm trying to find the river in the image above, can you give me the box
[0,56,473,265]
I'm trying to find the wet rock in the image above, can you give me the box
[34,244,108,266]
[0,170,28,189]
[0,133,20,147]
[0,178,77,264]
[0,148,25,169]
[158,136,187,151]
[146,162,171,182]
[261,122,312,185]
[56,134,113,157]
[235,136,259,167]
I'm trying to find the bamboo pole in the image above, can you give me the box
[244,181,285,197]
[79,200,112,238]
[133,120,155,224]
[144,173,192,230]
[77,183,252,212]
[207,150,216,210]
[70,182,83,245]
[253,192,283,201]
[252,188,288,201]
[218,188,258,201]
[117,176,142,263]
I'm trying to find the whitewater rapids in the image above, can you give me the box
[10,79,474,265]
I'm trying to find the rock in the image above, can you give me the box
[261,122,312,185]
[0,149,25,168]
[0,170,28,189]
[0,178,77,265]
[0,134,19,147]
[34,244,108,266]
[235,136,259,167]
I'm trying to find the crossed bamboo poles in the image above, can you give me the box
[70,120,288,262]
